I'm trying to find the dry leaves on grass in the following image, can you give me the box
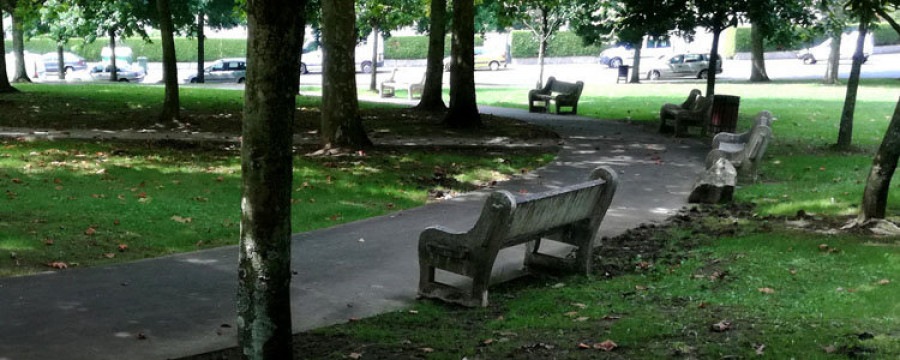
[758,287,776,294]
[171,215,193,223]
[47,261,68,269]
[711,320,732,332]
[594,340,618,351]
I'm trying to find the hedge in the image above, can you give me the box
[510,30,605,57]
[5,37,247,62]
[383,35,484,60]
[730,23,900,53]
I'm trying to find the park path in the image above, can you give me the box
[0,106,707,360]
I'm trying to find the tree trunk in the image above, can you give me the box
[157,0,180,122]
[238,0,306,358]
[837,21,868,149]
[749,22,770,82]
[57,44,65,80]
[109,30,118,82]
[536,37,547,88]
[706,27,721,99]
[629,42,642,83]
[414,0,447,111]
[11,12,30,83]
[823,33,841,85]
[443,0,480,128]
[321,0,372,148]
[369,26,378,92]
[0,12,16,93]
[197,11,205,83]
[859,97,900,221]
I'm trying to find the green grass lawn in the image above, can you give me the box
[0,140,552,277]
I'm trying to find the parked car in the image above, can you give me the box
[89,64,145,82]
[40,52,87,75]
[442,46,508,71]
[599,35,673,68]
[796,31,874,65]
[299,41,383,74]
[184,58,247,83]
[646,53,722,80]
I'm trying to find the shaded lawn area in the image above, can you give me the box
[184,207,900,359]
[0,140,554,277]
[0,84,557,140]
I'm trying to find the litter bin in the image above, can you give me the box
[616,65,629,83]
[136,57,148,75]
[710,94,740,134]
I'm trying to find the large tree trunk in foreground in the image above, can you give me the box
[859,97,900,221]
[109,30,119,82]
[823,33,841,85]
[11,13,31,83]
[414,0,448,111]
[369,26,379,92]
[57,44,66,80]
[157,0,180,122]
[629,42,642,84]
[837,22,868,149]
[443,0,480,128]
[749,23,770,82]
[0,12,16,92]
[706,27,722,99]
[321,0,372,148]
[197,11,205,83]
[238,0,305,358]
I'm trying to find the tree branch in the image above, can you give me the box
[875,6,900,36]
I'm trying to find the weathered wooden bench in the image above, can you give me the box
[659,89,701,133]
[418,167,618,307]
[528,77,584,115]
[706,111,774,183]
[379,69,426,100]
[659,95,712,137]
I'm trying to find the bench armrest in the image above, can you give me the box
[711,131,750,149]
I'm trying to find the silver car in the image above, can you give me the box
[89,64,145,82]
[185,58,247,83]
[646,53,722,80]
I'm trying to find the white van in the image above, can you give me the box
[299,38,384,74]
[598,35,675,68]
[797,31,875,65]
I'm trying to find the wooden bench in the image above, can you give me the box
[418,167,618,307]
[659,95,712,137]
[659,89,701,133]
[379,69,426,100]
[706,111,774,183]
[528,77,584,115]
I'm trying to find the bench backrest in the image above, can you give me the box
[467,167,617,250]
[746,120,773,160]
[691,95,713,115]
[547,77,584,97]
[681,89,702,109]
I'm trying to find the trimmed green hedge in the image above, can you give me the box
[5,37,247,62]
[510,30,605,57]
[383,35,483,60]
[730,23,900,53]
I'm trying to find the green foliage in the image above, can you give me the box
[5,37,247,62]
[510,30,605,57]
[383,35,483,60]
[729,22,900,53]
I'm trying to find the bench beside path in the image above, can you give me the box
[0,106,707,360]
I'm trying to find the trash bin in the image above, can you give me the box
[710,95,740,134]
[136,57,148,75]
[616,65,629,83]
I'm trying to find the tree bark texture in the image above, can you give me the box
[443,0,480,128]
[109,30,119,82]
[11,13,31,83]
[157,0,180,122]
[57,44,66,80]
[706,27,721,99]
[369,27,379,92]
[197,11,205,83]
[823,33,841,85]
[859,97,900,221]
[837,21,869,149]
[0,12,16,92]
[321,0,372,148]
[629,42,642,83]
[238,0,306,358]
[415,0,448,111]
[749,23,770,82]
[536,9,548,88]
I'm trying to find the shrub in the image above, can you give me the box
[7,37,247,62]
[731,23,898,53]
[510,30,605,58]
[383,35,483,60]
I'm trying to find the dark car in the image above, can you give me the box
[41,52,88,75]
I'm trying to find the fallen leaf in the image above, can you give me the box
[215,176,224,182]
[84,227,96,235]
[348,353,362,359]
[818,243,829,251]
[877,279,890,285]
[408,310,418,314]
[635,285,648,290]
[420,348,434,353]
[577,343,590,349]
[572,303,587,309]
[790,269,798,275]
[135,192,147,199]
[755,344,766,355]
[43,238,54,246]
[551,282,565,289]
[697,302,708,308]
[482,338,495,345]
[53,178,61,184]
[48,261,68,269]
[114,219,120,225]
[118,244,129,251]
[104,253,115,259]
[711,320,732,332]
[602,314,621,320]
[594,340,618,351]
[758,287,776,294]
[171,215,193,223]
[823,345,836,353]
[564,311,579,317]
[575,316,589,322]
[11,178,22,184]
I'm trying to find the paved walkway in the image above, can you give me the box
[0,106,707,360]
